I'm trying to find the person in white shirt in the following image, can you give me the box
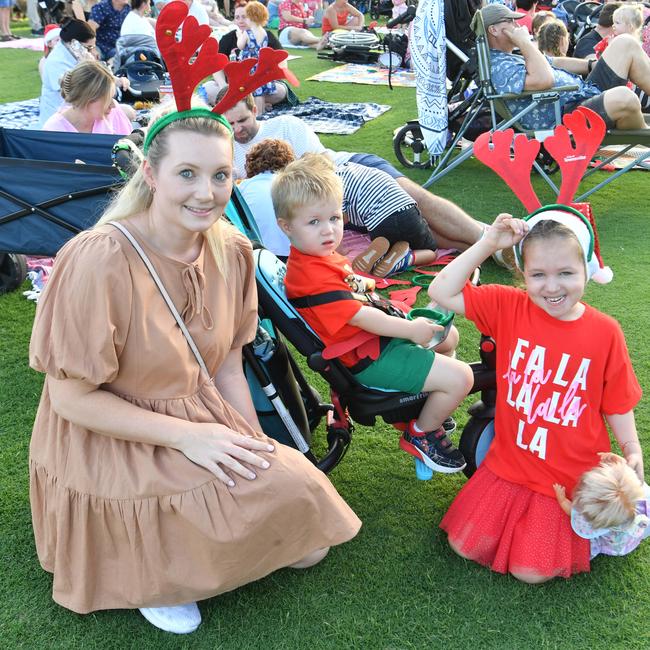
[120,0,156,38]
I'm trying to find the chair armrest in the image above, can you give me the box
[488,85,579,101]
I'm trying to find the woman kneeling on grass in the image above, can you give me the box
[28,105,361,634]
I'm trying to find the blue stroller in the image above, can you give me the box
[225,189,498,479]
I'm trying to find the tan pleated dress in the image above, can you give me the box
[28,223,361,614]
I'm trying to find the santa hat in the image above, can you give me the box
[44,24,61,51]
[514,205,613,284]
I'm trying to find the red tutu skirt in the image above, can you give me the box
[440,465,590,579]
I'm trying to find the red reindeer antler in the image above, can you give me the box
[156,2,227,111]
[473,129,542,213]
[156,1,298,114]
[215,48,299,114]
[542,107,606,205]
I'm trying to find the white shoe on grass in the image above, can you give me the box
[139,602,201,634]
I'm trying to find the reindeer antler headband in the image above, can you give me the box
[473,107,613,284]
[143,1,298,153]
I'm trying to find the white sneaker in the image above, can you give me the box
[139,602,201,634]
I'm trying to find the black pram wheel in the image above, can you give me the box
[459,416,495,478]
[393,123,433,169]
[0,253,28,294]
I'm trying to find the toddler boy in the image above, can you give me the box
[271,155,473,473]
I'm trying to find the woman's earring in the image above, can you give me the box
[150,186,156,194]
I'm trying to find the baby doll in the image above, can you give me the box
[554,453,650,559]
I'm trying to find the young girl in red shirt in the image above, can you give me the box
[429,210,644,583]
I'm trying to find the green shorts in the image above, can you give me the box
[353,338,434,394]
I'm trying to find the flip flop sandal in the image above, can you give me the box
[352,236,390,274]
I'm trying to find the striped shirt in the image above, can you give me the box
[336,162,416,232]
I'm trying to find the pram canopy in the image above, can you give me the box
[0,128,122,256]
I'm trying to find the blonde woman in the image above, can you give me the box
[42,60,132,134]
[29,107,360,634]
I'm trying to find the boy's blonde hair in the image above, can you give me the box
[573,454,644,530]
[271,154,343,222]
[613,4,644,33]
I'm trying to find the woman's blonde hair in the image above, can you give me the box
[96,108,236,277]
[613,4,644,33]
[573,455,644,530]
[271,154,343,222]
[60,60,115,107]
[245,1,269,26]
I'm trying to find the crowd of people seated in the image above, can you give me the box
[478,1,650,131]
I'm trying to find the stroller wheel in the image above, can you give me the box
[393,123,433,169]
[459,417,495,478]
[0,253,27,294]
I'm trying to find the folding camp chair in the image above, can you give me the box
[422,11,650,200]
[422,10,578,190]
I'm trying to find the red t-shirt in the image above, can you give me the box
[514,8,534,34]
[284,247,379,367]
[463,283,642,497]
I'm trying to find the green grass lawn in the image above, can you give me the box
[1,21,649,649]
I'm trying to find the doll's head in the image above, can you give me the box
[572,454,645,530]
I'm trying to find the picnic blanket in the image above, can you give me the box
[0,96,388,135]
[0,98,40,129]
[593,145,650,170]
[0,37,44,51]
[307,63,416,87]
[260,96,390,134]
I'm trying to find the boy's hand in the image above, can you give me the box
[408,317,443,347]
[552,483,566,500]
[483,213,529,252]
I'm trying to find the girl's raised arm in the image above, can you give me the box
[429,214,528,316]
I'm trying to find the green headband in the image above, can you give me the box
[143,108,233,154]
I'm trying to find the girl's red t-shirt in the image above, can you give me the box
[463,282,642,497]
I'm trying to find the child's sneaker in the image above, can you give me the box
[352,236,391,274]
[399,425,466,473]
[372,241,413,278]
[442,416,456,434]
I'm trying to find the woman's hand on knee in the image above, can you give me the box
[179,423,275,486]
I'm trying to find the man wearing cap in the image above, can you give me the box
[475,3,650,130]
